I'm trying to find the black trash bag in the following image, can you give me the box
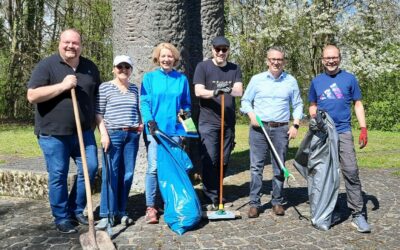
[293,110,340,231]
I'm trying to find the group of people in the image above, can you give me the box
[27,28,371,235]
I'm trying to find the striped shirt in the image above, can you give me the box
[96,81,140,129]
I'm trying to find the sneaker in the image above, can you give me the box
[56,221,78,234]
[120,215,133,226]
[145,207,159,224]
[72,213,89,225]
[351,214,371,233]
[202,203,218,211]
[95,218,112,230]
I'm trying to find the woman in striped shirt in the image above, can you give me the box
[95,55,142,229]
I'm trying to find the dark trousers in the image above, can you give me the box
[249,124,289,207]
[199,124,235,204]
[338,131,364,214]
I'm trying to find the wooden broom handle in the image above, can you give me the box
[219,94,225,208]
[71,88,96,236]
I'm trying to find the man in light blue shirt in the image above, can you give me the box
[240,46,303,218]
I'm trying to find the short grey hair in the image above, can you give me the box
[266,46,286,58]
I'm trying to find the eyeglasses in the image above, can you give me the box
[322,57,340,61]
[268,58,284,63]
[115,64,132,70]
[214,47,228,53]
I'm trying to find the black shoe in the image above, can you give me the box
[72,213,89,225]
[56,221,78,234]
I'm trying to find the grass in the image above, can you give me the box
[0,123,399,172]
[0,123,102,160]
[231,124,400,171]
[0,124,42,158]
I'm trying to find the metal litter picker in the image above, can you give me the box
[103,150,114,237]
[71,88,115,250]
[205,94,240,220]
[255,115,294,181]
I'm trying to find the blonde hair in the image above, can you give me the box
[152,43,180,66]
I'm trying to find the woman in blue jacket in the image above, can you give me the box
[140,43,192,224]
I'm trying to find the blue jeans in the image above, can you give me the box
[249,124,289,207]
[38,130,98,225]
[144,134,180,207]
[99,130,140,218]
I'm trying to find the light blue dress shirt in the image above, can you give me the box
[240,71,303,122]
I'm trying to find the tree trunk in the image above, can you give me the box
[4,0,45,119]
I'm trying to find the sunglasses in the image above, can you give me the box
[116,64,132,70]
[214,47,228,53]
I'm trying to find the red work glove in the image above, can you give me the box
[359,127,368,149]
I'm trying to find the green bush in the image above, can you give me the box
[366,100,400,132]
[359,74,400,132]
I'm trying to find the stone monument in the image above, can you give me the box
[111,0,224,192]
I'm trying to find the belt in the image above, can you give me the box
[265,122,288,127]
[115,127,139,132]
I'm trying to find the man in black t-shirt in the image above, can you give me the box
[27,29,100,234]
[193,36,243,209]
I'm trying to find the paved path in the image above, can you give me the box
[0,161,399,249]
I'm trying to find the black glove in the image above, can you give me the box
[178,110,191,121]
[147,120,158,136]
[309,111,326,132]
[213,82,232,97]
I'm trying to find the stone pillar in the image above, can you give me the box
[112,0,224,192]
[200,0,225,59]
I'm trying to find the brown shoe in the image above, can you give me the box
[248,207,259,218]
[272,205,285,216]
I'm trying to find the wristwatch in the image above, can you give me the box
[293,124,300,129]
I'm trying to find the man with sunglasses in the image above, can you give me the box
[241,46,303,218]
[193,36,243,210]
[308,45,371,233]
[27,29,101,234]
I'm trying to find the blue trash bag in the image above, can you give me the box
[155,130,202,235]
